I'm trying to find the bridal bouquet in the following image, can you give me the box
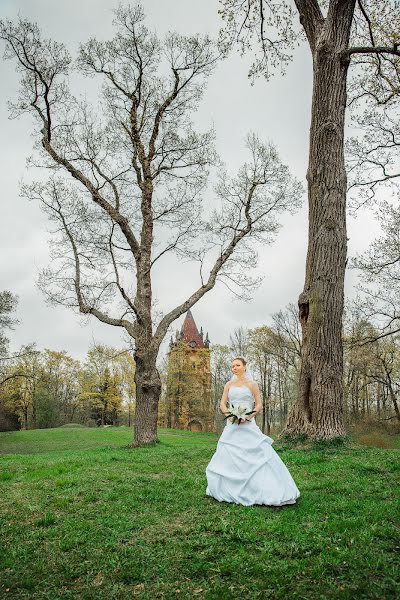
[223,404,256,424]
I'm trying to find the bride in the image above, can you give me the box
[206,356,300,507]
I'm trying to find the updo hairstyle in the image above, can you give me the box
[233,356,247,367]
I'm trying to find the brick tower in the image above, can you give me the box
[161,309,213,431]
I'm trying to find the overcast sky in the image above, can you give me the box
[0,0,380,363]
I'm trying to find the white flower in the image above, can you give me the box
[231,404,247,418]
[224,403,255,424]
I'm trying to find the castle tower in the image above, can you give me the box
[161,310,213,432]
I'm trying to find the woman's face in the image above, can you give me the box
[232,359,246,378]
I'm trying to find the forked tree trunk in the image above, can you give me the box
[283,13,353,440]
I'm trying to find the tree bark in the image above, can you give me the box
[283,5,355,440]
[386,377,400,423]
[261,368,267,433]
[131,350,161,445]
[355,376,359,418]
[130,210,162,445]
[377,382,381,418]
[266,374,272,435]
[131,254,160,444]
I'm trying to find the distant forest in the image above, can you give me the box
[1,293,398,434]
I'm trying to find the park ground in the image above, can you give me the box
[0,425,399,599]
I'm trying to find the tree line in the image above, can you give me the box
[211,305,400,435]
[1,292,399,433]
[0,294,136,431]
[0,344,135,431]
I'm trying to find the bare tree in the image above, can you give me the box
[219,0,400,440]
[0,291,26,388]
[369,337,400,423]
[346,108,399,208]
[229,326,249,356]
[350,201,400,342]
[0,291,18,359]
[271,302,302,372]
[210,344,232,432]
[247,326,275,434]
[346,2,400,209]
[0,5,302,446]
[343,317,400,423]
[343,3,400,342]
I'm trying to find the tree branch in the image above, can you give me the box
[293,0,324,51]
[151,180,260,350]
[344,46,400,59]
[108,225,139,319]
[50,189,136,337]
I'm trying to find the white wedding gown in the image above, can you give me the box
[206,385,300,506]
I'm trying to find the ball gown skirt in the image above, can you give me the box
[205,385,300,507]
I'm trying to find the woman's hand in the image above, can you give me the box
[239,415,255,424]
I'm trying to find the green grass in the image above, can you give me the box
[0,426,399,599]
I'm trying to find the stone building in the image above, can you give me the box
[159,309,214,432]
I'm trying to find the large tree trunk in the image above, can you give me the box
[282,13,353,440]
[131,349,161,446]
[129,184,163,446]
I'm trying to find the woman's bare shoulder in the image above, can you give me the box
[248,380,259,391]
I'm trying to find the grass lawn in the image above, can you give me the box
[0,426,399,599]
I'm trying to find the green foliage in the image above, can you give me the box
[79,345,130,426]
[311,435,351,451]
[35,388,58,429]
[279,432,309,445]
[0,426,399,599]
[1,344,135,431]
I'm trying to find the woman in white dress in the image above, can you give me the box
[206,357,300,507]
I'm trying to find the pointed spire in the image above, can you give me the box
[180,309,206,348]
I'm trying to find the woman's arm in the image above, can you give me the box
[245,381,263,420]
[220,382,232,421]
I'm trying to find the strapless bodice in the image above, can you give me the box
[228,384,255,408]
